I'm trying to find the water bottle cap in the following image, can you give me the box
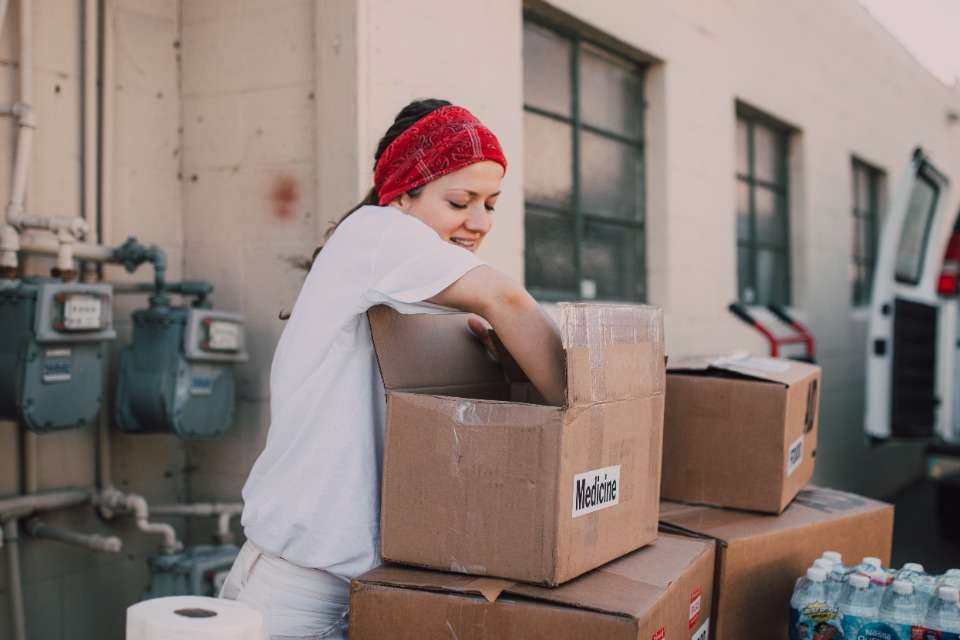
[807,567,827,582]
[892,580,913,595]
[814,558,835,571]
[863,557,882,569]
[848,574,870,589]
[902,562,924,573]
[822,551,842,564]
[939,586,960,603]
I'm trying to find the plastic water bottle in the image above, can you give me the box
[822,550,848,575]
[896,562,924,581]
[878,579,923,639]
[813,558,843,604]
[790,567,841,640]
[855,556,884,577]
[896,562,937,611]
[925,586,960,634]
[939,569,960,591]
[866,570,889,608]
[839,573,880,638]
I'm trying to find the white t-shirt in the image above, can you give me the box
[240,205,483,580]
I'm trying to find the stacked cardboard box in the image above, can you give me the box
[661,486,893,637]
[352,532,715,639]
[349,307,894,639]
[660,357,895,637]
[662,355,820,514]
[351,303,683,637]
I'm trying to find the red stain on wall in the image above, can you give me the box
[270,175,299,219]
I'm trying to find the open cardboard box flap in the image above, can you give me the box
[667,353,817,386]
[356,534,707,619]
[367,306,503,393]
[368,302,664,406]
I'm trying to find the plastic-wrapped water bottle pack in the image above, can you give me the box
[789,550,960,639]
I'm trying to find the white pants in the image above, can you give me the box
[219,540,351,640]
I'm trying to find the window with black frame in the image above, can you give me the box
[736,105,791,306]
[851,158,885,306]
[522,20,646,302]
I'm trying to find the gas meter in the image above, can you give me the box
[0,279,116,432]
[142,544,240,599]
[115,297,248,439]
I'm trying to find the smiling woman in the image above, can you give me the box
[222,99,565,640]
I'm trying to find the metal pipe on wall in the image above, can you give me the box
[0,488,92,521]
[151,502,243,544]
[5,0,33,223]
[25,518,122,553]
[3,521,26,640]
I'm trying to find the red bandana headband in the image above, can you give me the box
[374,105,507,206]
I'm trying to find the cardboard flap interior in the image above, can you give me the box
[668,354,818,386]
[560,303,664,406]
[368,305,506,393]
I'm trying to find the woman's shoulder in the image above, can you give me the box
[342,205,438,239]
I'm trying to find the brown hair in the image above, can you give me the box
[280,98,451,318]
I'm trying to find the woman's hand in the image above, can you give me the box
[467,315,499,363]
[429,265,566,406]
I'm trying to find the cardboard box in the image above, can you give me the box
[660,486,894,639]
[350,533,715,640]
[369,302,665,586]
[662,355,821,513]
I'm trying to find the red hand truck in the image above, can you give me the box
[727,302,816,363]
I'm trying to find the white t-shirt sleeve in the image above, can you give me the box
[366,209,484,312]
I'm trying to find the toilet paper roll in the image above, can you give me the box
[127,596,264,640]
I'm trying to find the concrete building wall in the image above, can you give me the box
[0,1,186,637]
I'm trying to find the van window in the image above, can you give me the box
[895,174,940,284]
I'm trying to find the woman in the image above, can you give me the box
[220,99,565,639]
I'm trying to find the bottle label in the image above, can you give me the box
[841,616,922,640]
[791,603,841,639]
[917,630,960,640]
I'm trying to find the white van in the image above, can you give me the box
[865,148,960,445]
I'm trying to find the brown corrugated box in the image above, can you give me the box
[350,533,715,640]
[660,486,894,639]
[662,354,821,513]
[369,302,665,586]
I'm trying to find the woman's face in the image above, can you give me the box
[390,160,503,253]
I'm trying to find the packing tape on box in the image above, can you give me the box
[126,596,264,640]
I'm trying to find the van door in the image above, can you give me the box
[865,148,954,440]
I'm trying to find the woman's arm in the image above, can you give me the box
[428,265,566,406]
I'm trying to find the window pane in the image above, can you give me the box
[580,131,642,221]
[756,249,789,305]
[737,181,750,242]
[852,216,865,259]
[895,175,939,284]
[525,208,577,295]
[755,186,786,246]
[855,164,871,210]
[753,123,781,184]
[736,119,749,176]
[523,23,571,116]
[582,221,644,301]
[738,246,754,304]
[851,262,864,306]
[579,44,642,139]
[524,112,573,207]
